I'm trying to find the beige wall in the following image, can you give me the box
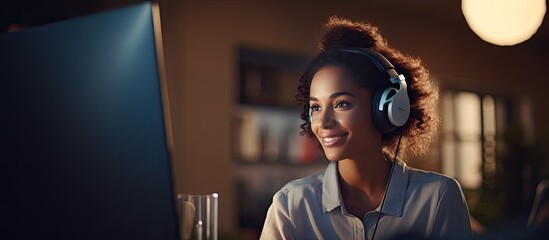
[156,0,549,232]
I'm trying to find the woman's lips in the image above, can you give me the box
[321,134,348,147]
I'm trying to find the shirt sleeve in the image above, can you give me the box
[259,191,295,240]
[432,178,473,239]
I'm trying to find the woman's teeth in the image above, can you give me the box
[323,136,342,143]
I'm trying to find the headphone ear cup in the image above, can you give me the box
[387,87,410,127]
[372,88,398,134]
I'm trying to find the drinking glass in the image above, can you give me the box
[177,193,218,240]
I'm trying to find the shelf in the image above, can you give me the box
[237,46,307,107]
[232,105,320,165]
[233,46,321,233]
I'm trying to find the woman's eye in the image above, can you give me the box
[310,105,321,112]
[335,101,350,108]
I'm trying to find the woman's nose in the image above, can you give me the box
[316,109,336,128]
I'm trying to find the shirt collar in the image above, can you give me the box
[322,160,410,217]
[322,162,341,212]
[380,160,409,216]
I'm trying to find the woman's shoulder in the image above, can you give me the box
[401,164,466,205]
[270,171,326,213]
[403,164,461,189]
[276,171,325,196]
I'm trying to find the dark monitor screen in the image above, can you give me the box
[0,2,179,239]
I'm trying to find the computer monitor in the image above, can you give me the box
[0,2,179,239]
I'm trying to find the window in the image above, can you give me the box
[441,90,508,190]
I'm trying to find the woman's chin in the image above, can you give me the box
[324,152,345,161]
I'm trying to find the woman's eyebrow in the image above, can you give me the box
[330,92,355,99]
[309,92,356,102]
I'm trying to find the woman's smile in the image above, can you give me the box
[319,132,348,146]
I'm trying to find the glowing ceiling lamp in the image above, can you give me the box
[462,0,546,46]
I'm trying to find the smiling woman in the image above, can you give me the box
[260,16,473,240]
[309,66,380,161]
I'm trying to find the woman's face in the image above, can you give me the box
[309,65,381,161]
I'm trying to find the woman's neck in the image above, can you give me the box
[337,152,392,218]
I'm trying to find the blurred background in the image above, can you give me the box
[3,0,549,239]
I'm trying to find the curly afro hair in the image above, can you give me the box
[296,16,440,161]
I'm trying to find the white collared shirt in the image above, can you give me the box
[260,161,473,240]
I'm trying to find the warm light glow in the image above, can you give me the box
[462,0,546,46]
